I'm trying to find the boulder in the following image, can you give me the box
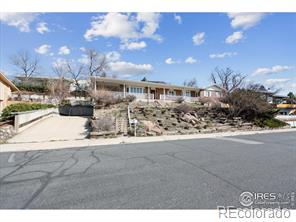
[181,113,199,125]
[141,120,163,135]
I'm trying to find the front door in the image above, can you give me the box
[150,89,156,99]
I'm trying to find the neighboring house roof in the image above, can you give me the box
[16,76,73,83]
[145,80,167,84]
[202,84,224,91]
[141,78,167,85]
[253,85,274,95]
[273,95,288,99]
[93,77,200,91]
[0,71,20,92]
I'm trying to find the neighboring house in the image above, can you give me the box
[92,77,201,102]
[200,85,224,99]
[277,104,296,115]
[0,72,20,113]
[272,95,288,105]
[253,85,289,105]
[12,76,72,103]
[252,85,275,104]
[15,76,72,90]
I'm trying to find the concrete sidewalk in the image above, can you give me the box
[7,115,89,143]
[1,127,296,153]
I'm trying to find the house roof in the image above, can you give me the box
[93,77,200,91]
[16,76,73,83]
[252,85,274,94]
[0,71,20,92]
[202,84,224,91]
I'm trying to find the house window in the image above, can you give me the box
[0,83,5,100]
[216,92,221,97]
[185,90,191,97]
[167,90,176,96]
[129,87,143,94]
[204,91,209,97]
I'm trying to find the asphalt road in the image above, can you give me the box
[1,131,295,209]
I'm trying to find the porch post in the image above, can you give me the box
[163,88,166,100]
[147,86,150,103]
[123,84,126,98]
[94,76,97,93]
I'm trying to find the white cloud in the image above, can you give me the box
[52,58,68,68]
[227,13,266,30]
[192,32,205,46]
[80,47,86,52]
[225,31,243,44]
[0,13,38,32]
[137,13,161,41]
[174,14,182,24]
[35,44,51,55]
[78,54,88,65]
[209,52,238,59]
[58,46,71,55]
[109,61,153,76]
[84,12,161,42]
[36,22,50,34]
[265,78,290,85]
[265,78,296,94]
[185,57,197,64]
[106,51,121,62]
[165,58,180,65]
[78,50,120,64]
[120,41,147,50]
[253,65,293,76]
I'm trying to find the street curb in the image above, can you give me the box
[1,128,296,153]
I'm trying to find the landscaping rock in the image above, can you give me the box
[0,125,15,143]
[141,120,163,135]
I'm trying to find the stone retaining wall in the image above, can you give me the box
[0,125,15,143]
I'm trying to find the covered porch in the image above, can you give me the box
[94,77,200,102]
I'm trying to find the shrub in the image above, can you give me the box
[221,89,276,121]
[173,104,194,114]
[175,97,185,104]
[89,89,121,106]
[199,97,222,108]
[91,116,115,132]
[14,82,48,93]
[1,103,55,118]
[254,118,287,128]
[124,94,136,103]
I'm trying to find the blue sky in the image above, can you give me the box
[0,12,295,94]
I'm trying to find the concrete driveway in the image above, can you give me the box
[8,115,89,143]
[0,131,295,209]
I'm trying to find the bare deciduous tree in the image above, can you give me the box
[85,49,108,77]
[84,49,109,90]
[183,78,197,87]
[49,77,70,102]
[52,61,68,78]
[221,88,275,120]
[10,50,40,79]
[210,67,246,94]
[66,61,85,91]
[50,61,71,102]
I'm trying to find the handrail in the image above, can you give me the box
[127,105,131,128]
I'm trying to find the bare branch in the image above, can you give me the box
[210,67,246,94]
[66,61,85,91]
[10,50,40,79]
